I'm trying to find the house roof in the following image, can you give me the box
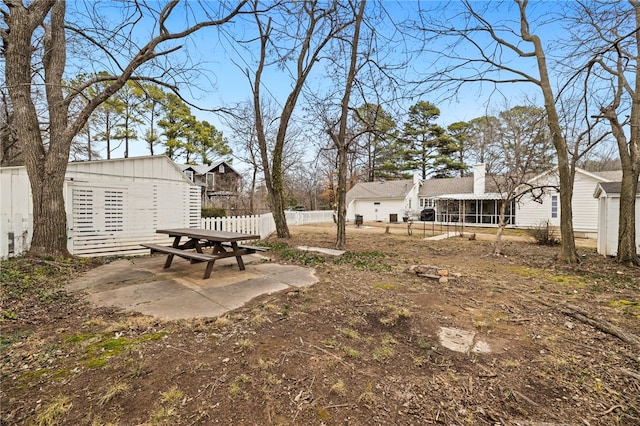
[178,160,239,176]
[525,167,623,185]
[419,176,473,196]
[347,179,414,204]
[418,175,502,197]
[434,192,504,200]
[346,167,628,203]
[591,170,622,181]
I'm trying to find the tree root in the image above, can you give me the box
[559,303,640,350]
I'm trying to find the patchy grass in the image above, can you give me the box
[33,395,72,426]
[2,230,639,425]
[98,382,130,406]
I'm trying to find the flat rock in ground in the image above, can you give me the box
[438,326,491,353]
[297,246,345,256]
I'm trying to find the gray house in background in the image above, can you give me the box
[178,161,242,211]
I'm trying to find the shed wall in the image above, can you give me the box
[1,156,199,257]
[596,194,640,256]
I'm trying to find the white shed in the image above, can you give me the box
[593,182,640,256]
[1,156,200,258]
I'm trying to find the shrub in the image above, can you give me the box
[201,207,226,218]
[527,220,560,246]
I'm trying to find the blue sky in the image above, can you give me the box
[69,1,558,162]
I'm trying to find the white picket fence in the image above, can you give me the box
[1,210,334,260]
[201,213,276,239]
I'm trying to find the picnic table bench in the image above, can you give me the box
[141,228,266,279]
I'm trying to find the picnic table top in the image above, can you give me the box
[156,228,260,242]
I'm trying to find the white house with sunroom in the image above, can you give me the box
[346,164,623,238]
[347,164,513,226]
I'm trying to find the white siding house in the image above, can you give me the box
[347,165,509,225]
[346,165,624,240]
[346,178,415,222]
[1,156,200,258]
[516,168,622,238]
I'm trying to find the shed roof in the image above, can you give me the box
[64,155,194,184]
[593,181,640,198]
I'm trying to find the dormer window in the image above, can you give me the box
[185,170,194,181]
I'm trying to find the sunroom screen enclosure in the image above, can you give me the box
[422,195,515,226]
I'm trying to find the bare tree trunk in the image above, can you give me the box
[612,0,640,265]
[336,147,348,248]
[332,0,365,249]
[5,1,71,257]
[270,163,290,238]
[617,171,640,265]
[519,1,578,263]
[248,2,347,239]
[493,200,507,256]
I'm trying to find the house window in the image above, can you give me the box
[420,198,433,208]
[185,170,194,181]
[219,164,225,173]
[551,195,558,218]
[408,199,412,209]
[206,172,214,188]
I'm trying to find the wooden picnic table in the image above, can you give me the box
[140,228,265,279]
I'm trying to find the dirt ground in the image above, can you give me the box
[2,222,639,425]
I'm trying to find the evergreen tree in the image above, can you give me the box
[158,93,231,163]
[192,120,232,164]
[158,93,195,161]
[401,101,462,179]
[133,83,166,156]
[353,103,400,181]
[447,121,472,176]
[112,81,145,158]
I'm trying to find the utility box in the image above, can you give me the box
[355,214,363,227]
[389,214,398,223]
